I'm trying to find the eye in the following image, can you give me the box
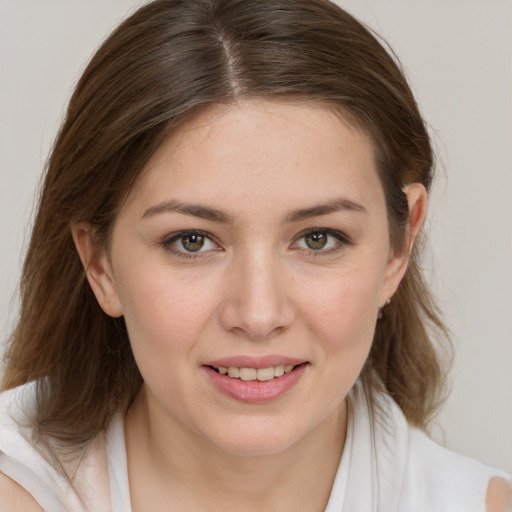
[162,230,220,256]
[292,228,350,254]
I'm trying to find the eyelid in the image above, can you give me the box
[291,227,352,254]
[161,229,222,257]
[160,227,351,259]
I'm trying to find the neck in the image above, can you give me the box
[125,388,347,512]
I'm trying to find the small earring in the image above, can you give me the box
[377,298,391,320]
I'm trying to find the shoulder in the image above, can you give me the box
[486,477,512,512]
[0,383,44,511]
[0,381,38,425]
[0,473,43,512]
[402,427,511,511]
[0,383,72,510]
[0,382,118,511]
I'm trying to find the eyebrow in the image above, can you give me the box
[141,200,234,223]
[282,197,367,223]
[141,197,367,223]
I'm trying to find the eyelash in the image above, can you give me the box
[160,228,352,260]
[161,230,221,259]
[292,227,352,257]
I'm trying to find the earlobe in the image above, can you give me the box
[71,223,123,318]
[380,183,428,306]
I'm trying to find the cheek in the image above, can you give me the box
[114,268,224,405]
[113,263,220,358]
[299,263,383,358]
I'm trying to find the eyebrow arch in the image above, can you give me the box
[283,197,367,223]
[141,197,367,224]
[141,200,234,223]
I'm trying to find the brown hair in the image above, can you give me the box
[2,0,450,449]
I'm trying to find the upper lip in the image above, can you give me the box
[204,355,307,369]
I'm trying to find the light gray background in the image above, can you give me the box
[1,0,511,472]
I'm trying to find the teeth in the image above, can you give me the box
[216,364,297,381]
[274,365,285,377]
[227,367,240,378]
[256,367,275,381]
[239,368,257,381]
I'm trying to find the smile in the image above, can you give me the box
[204,362,308,403]
[211,365,296,381]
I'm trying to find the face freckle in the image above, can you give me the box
[103,99,408,456]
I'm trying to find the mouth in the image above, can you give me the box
[203,360,309,403]
[208,363,303,382]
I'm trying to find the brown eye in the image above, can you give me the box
[163,230,219,256]
[293,228,351,255]
[181,234,205,252]
[304,231,328,250]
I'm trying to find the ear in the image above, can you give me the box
[71,223,123,318]
[402,182,428,254]
[380,183,428,306]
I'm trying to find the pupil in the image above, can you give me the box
[182,234,204,252]
[305,231,327,250]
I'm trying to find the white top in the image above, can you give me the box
[0,381,509,511]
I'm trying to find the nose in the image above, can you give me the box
[219,248,295,341]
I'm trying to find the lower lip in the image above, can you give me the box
[203,364,307,404]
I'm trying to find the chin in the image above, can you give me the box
[214,437,299,458]
[205,419,304,457]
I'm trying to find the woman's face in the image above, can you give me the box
[86,100,412,455]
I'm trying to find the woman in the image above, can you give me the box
[0,0,510,510]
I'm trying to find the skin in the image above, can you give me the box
[0,475,43,512]
[73,100,427,511]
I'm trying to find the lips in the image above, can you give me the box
[203,356,308,403]
[212,364,296,381]
[204,355,306,370]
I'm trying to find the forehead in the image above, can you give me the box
[124,100,384,219]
